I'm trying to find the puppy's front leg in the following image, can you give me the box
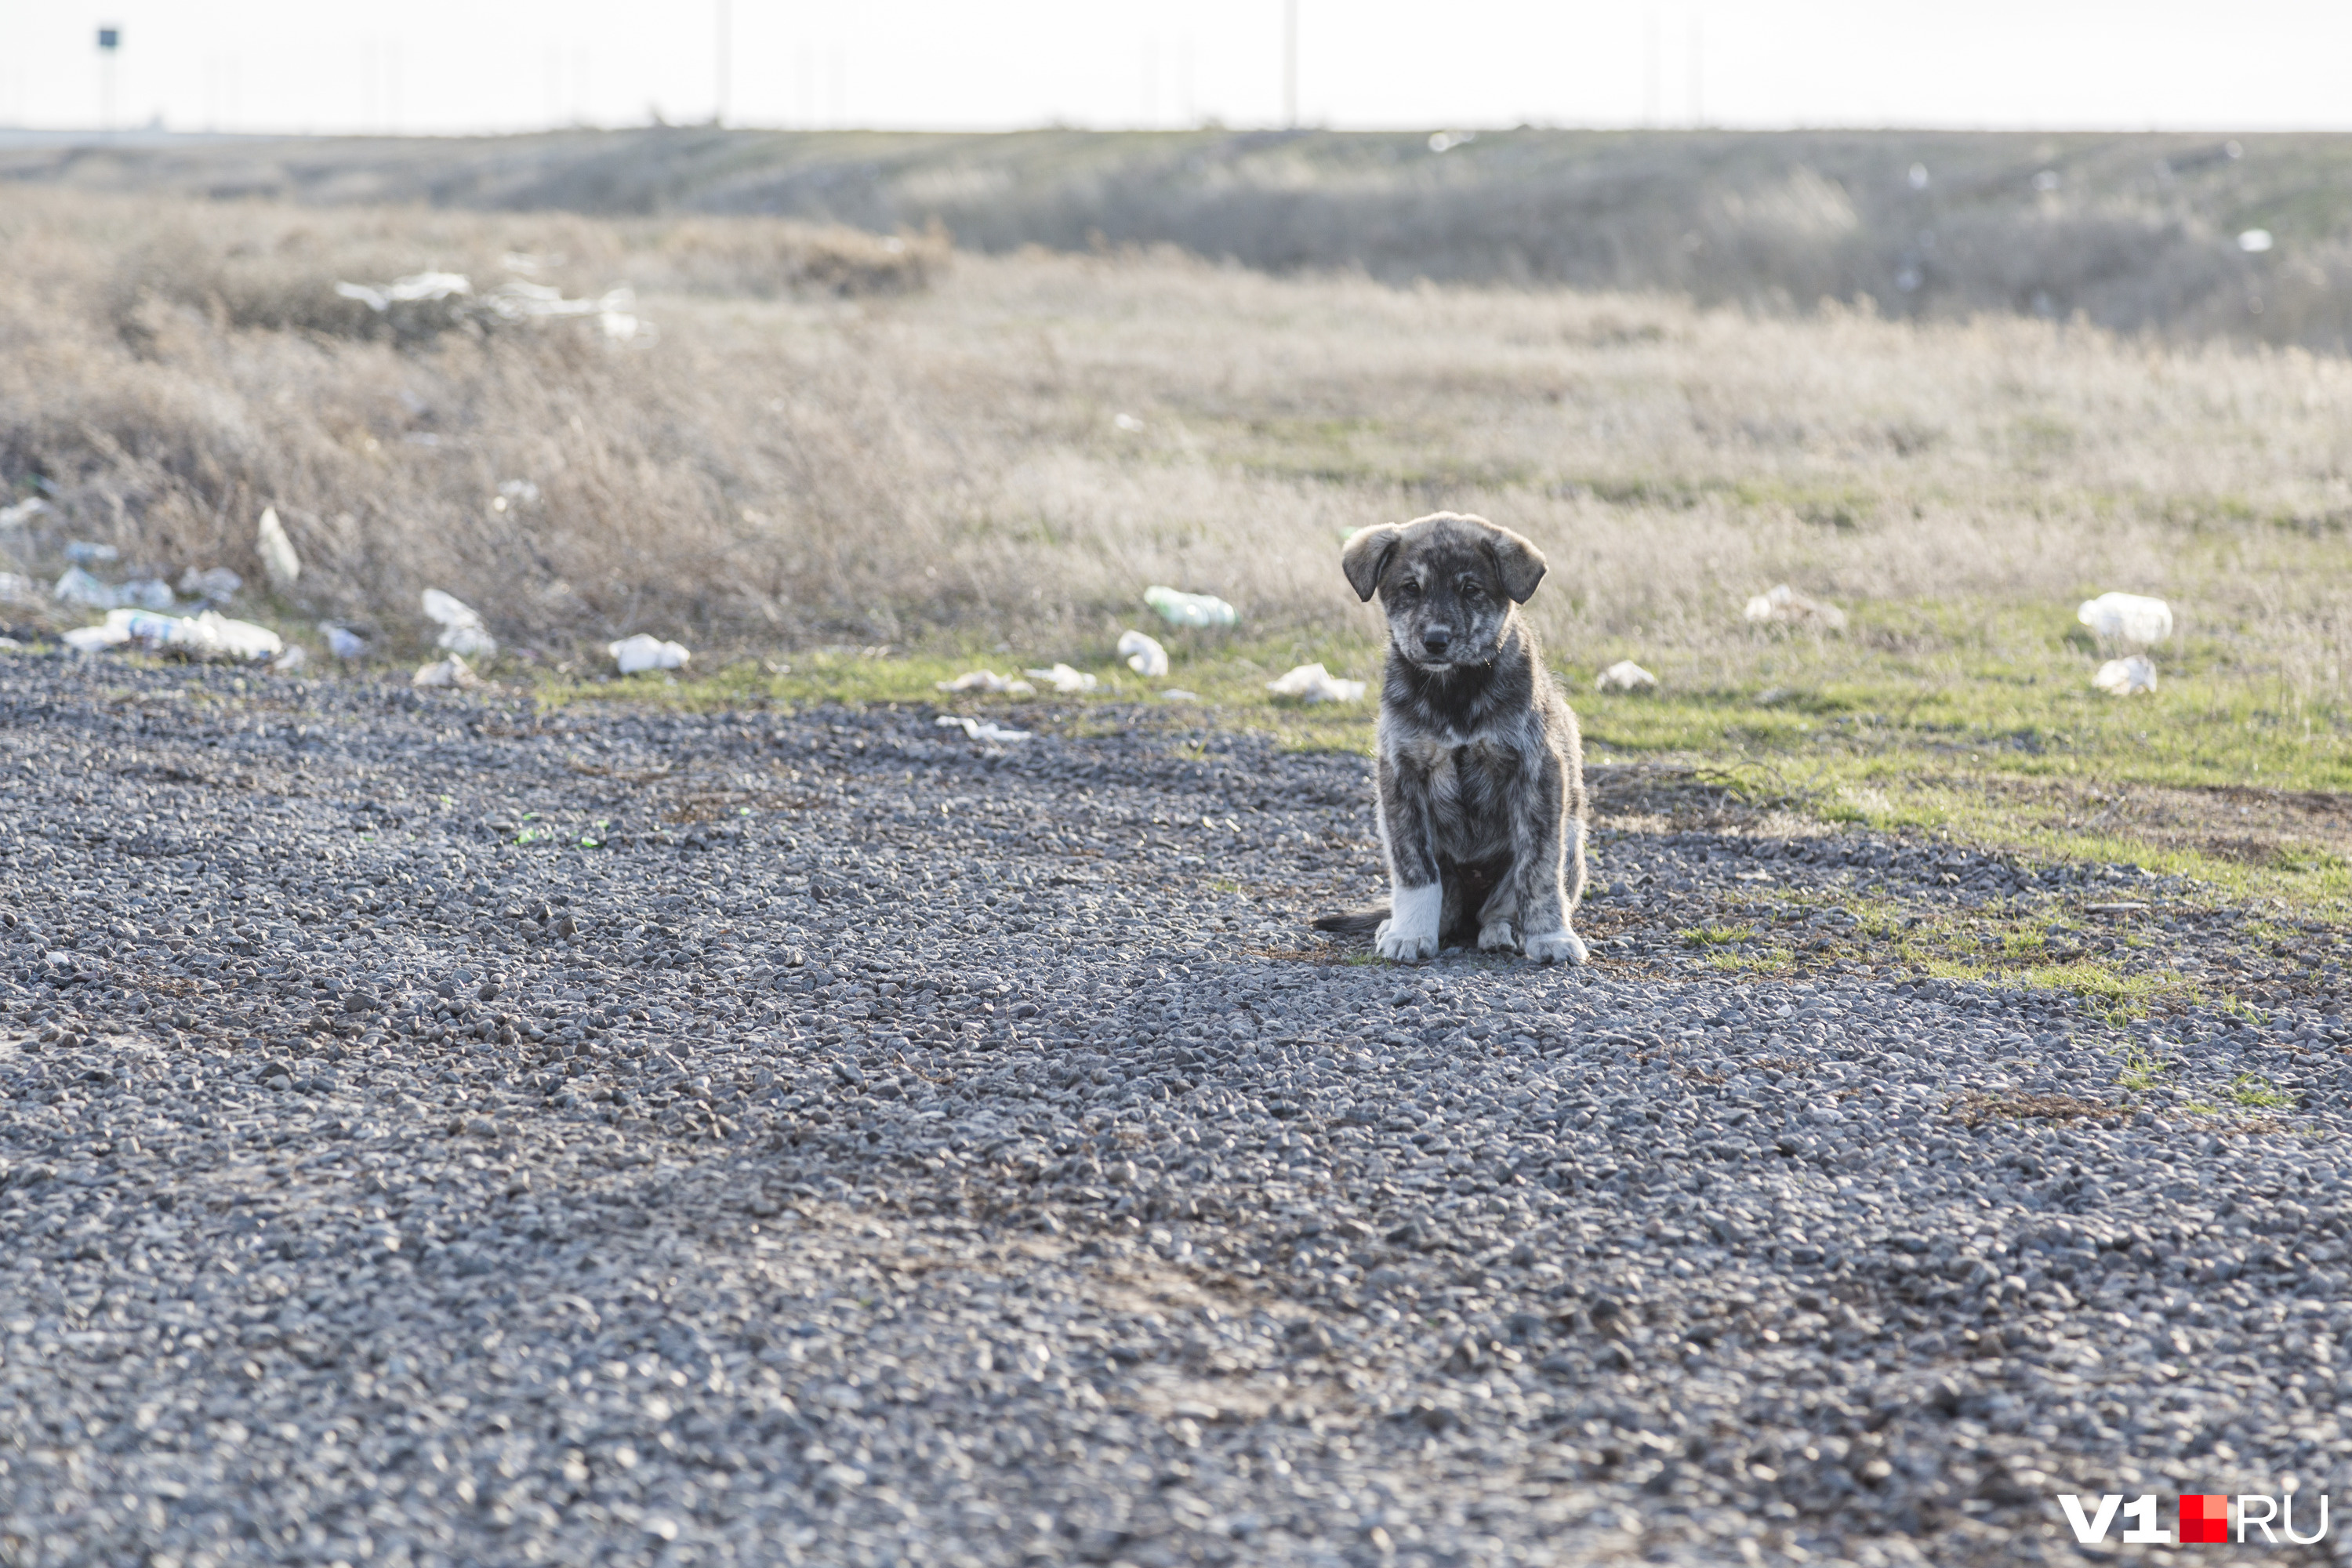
[1374,753,1442,964]
[1511,747,1588,966]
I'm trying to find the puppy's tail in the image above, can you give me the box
[1312,906,1388,936]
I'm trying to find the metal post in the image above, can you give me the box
[715,0,731,126]
[1283,0,1298,128]
[96,27,121,133]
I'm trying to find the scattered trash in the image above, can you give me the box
[0,637,20,652]
[1267,662,1367,702]
[496,479,541,508]
[270,646,307,674]
[256,507,302,591]
[175,567,240,604]
[1594,659,1659,692]
[412,655,481,690]
[53,568,172,612]
[321,622,367,659]
[336,272,472,313]
[2092,654,2158,696]
[482,281,643,340]
[1743,583,1849,631]
[1112,412,1146,433]
[1145,586,1239,629]
[1025,663,1100,694]
[935,714,1031,744]
[0,573,34,604]
[60,623,122,653]
[60,607,283,660]
[0,496,52,528]
[935,670,1035,695]
[610,633,691,674]
[2239,229,2274,254]
[2077,592,2172,647]
[65,541,118,565]
[1160,689,1200,702]
[1116,629,1170,678]
[421,589,497,659]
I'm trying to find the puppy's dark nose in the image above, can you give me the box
[1421,627,1452,655]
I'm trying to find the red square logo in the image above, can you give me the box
[2180,1494,2230,1544]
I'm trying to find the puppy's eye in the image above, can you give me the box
[1460,582,1486,601]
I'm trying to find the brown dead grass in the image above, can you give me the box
[2,186,2352,700]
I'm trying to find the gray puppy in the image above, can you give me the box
[1314,512,1589,964]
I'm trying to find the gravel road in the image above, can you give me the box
[3,653,2351,1568]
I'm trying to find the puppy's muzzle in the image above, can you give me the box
[1419,626,1453,657]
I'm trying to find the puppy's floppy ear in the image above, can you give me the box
[1341,523,1403,602]
[1482,523,1549,604]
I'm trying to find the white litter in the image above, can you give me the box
[935,714,1031,744]
[610,633,691,674]
[321,622,367,659]
[65,541,117,564]
[2238,229,2274,254]
[256,507,301,591]
[1116,630,1171,678]
[1743,583,1849,631]
[412,655,481,689]
[1595,659,1659,692]
[1025,663,1100,694]
[1112,412,1146,433]
[54,567,121,609]
[1160,689,1200,702]
[1267,662,1367,702]
[1145,586,1239,629]
[2076,592,2172,647]
[334,271,473,312]
[0,496,49,527]
[270,646,307,674]
[2092,654,2157,696]
[62,607,283,660]
[0,573,34,604]
[935,670,1036,695]
[177,566,242,601]
[421,589,497,659]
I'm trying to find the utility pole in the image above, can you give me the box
[714,0,731,126]
[1283,0,1298,128]
[96,26,121,132]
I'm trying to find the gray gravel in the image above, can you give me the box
[3,652,2351,1568]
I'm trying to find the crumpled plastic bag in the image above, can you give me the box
[413,655,482,689]
[54,568,172,612]
[1595,659,1658,691]
[2092,654,2157,695]
[421,588,497,658]
[321,622,368,659]
[935,714,1031,744]
[1025,663,1099,694]
[1267,662,1367,702]
[256,507,302,591]
[177,566,243,602]
[1145,586,1239,628]
[63,607,283,660]
[1743,583,1848,631]
[610,633,691,674]
[2077,593,2172,647]
[1117,629,1170,678]
[935,670,1036,695]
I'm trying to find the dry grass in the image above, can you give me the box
[3,185,2352,711]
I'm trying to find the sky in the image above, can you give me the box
[0,2,2345,137]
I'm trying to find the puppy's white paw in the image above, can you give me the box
[1523,929,1588,965]
[1374,918,1439,964]
[1477,920,1517,952]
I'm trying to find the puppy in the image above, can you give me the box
[1314,512,1589,964]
